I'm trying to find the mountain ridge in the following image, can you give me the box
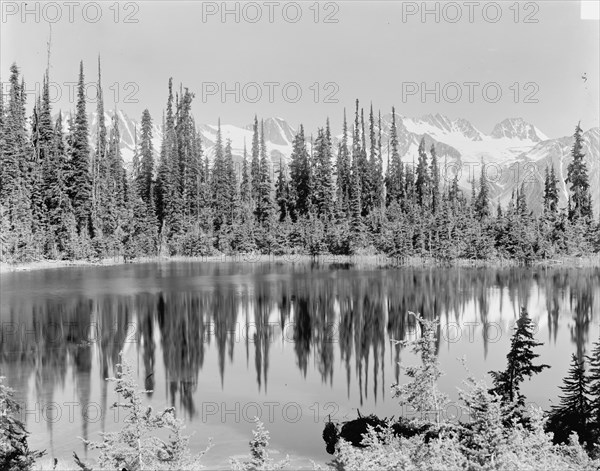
[71,110,599,217]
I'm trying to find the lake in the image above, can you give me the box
[1,262,599,468]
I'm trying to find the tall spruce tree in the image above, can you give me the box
[358,105,370,216]
[107,112,126,207]
[237,140,256,250]
[240,141,252,206]
[99,109,127,250]
[430,144,440,214]
[385,107,403,205]
[335,109,351,215]
[404,157,415,206]
[289,124,311,220]
[92,56,108,228]
[372,110,384,211]
[95,57,107,159]
[67,61,92,233]
[350,148,364,244]
[475,160,490,220]
[35,68,55,212]
[364,104,378,214]
[470,174,477,212]
[566,122,592,221]
[225,138,238,226]
[547,354,591,446]
[176,88,199,219]
[351,100,366,216]
[448,172,461,204]
[137,109,154,207]
[256,120,273,226]
[95,59,119,244]
[586,337,600,441]
[275,158,290,222]
[543,164,559,214]
[250,115,261,202]
[162,78,183,236]
[211,120,228,231]
[489,307,550,405]
[415,137,430,208]
[154,111,167,228]
[44,112,75,256]
[30,75,51,248]
[516,182,528,217]
[312,121,334,220]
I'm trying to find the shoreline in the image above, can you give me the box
[1,253,599,274]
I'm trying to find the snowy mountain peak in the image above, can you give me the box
[490,118,547,142]
[399,113,483,142]
[454,118,484,141]
[583,127,599,144]
[244,117,295,147]
[80,110,161,165]
[418,113,454,132]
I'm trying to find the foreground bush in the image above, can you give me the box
[74,357,212,470]
[0,376,45,471]
[326,311,600,470]
[330,418,598,470]
[230,417,289,471]
[329,379,599,471]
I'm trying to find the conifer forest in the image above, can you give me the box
[1,60,598,264]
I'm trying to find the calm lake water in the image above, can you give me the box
[1,262,599,468]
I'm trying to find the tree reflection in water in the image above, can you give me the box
[0,263,598,451]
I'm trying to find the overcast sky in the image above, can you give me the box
[1,0,598,138]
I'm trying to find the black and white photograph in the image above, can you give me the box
[1,1,600,469]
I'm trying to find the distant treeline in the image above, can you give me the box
[1,60,599,263]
